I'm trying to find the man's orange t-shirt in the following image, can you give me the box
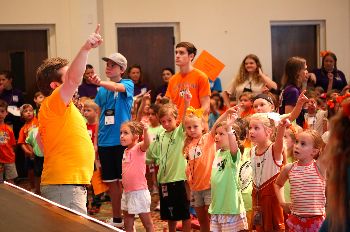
[39,86,94,185]
[165,68,211,119]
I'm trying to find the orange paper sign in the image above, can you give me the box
[193,50,225,81]
[91,169,109,195]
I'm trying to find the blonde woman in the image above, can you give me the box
[223,54,277,106]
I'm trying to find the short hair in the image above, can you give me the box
[0,70,14,80]
[127,64,143,83]
[36,57,69,97]
[158,103,178,119]
[34,91,44,99]
[314,86,325,94]
[239,92,254,101]
[83,99,99,112]
[176,42,197,58]
[86,64,93,69]
[149,104,160,115]
[162,67,175,75]
[305,90,318,100]
[0,99,8,110]
[159,97,170,105]
[121,121,144,138]
[19,104,33,116]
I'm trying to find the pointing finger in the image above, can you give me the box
[95,24,100,34]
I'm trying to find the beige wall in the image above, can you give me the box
[1,0,349,88]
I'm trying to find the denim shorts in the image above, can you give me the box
[41,184,87,214]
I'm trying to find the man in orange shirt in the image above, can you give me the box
[166,42,211,120]
[35,25,102,214]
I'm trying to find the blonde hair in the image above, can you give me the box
[215,121,243,151]
[158,103,178,119]
[248,113,276,141]
[297,129,324,158]
[19,104,33,116]
[284,125,302,161]
[230,54,263,96]
[121,121,144,139]
[248,113,275,129]
[183,112,205,155]
[83,99,99,112]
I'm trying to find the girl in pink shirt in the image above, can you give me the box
[120,121,154,232]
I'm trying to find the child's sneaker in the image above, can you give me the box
[105,218,124,228]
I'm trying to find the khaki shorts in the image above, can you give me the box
[0,163,18,182]
[190,188,211,207]
[41,185,87,214]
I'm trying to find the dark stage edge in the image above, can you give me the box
[0,182,123,231]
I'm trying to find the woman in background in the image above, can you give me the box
[223,54,277,107]
[311,51,347,92]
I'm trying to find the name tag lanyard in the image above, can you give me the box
[104,90,118,125]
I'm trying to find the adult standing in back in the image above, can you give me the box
[311,51,347,92]
[222,54,277,107]
[165,42,211,121]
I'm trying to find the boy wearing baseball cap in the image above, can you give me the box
[88,52,134,227]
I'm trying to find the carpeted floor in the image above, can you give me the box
[16,178,199,232]
[88,191,169,231]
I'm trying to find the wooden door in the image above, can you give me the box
[117,26,175,98]
[0,30,48,104]
[271,25,318,88]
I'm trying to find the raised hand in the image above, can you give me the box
[84,24,103,50]
[226,112,238,127]
[297,90,309,106]
[227,105,239,115]
[142,90,151,101]
[87,74,101,86]
[184,88,192,104]
[327,72,334,81]
[279,117,291,128]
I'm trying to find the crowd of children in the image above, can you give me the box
[1,25,350,232]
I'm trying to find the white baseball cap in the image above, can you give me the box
[102,53,127,71]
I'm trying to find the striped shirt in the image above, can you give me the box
[289,161,326,216]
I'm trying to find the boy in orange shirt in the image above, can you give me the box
[18,104,39,191]
[239,92,255,118]
[0,99,17,183]
[165,42,211,121]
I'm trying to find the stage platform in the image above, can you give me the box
[0,182,123,231]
